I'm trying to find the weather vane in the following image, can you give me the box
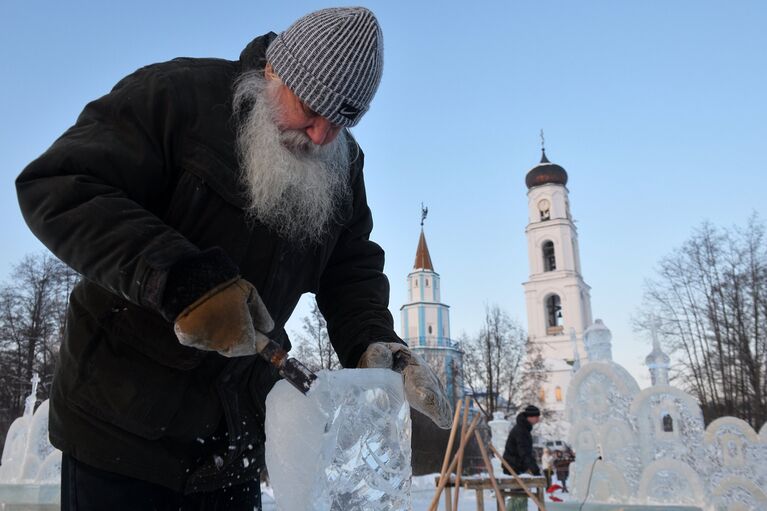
[540,129,546,152]
[420,203,428,227]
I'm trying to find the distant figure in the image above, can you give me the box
[502,405,542,476]
[541,447,554,488]
[555,458,570,493]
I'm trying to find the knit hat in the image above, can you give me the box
[266,7,383,128]
[524,405,541,417]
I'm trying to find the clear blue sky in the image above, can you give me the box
[2,1,765,384]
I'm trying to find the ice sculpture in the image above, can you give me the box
[0,375,61,485]
[645,321,670,386]
[0,374,62,508]
[583,319,613,362]
[488,412,510,473]
[265,368,412,511]
[566,319,767,510]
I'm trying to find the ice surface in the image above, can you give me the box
[265,368,411,511]
[566,320,767,509]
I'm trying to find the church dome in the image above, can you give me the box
[584,319,613,361]
[525,150,568,189]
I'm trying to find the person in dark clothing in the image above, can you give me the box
[502,405,542,476]
[555,459,570,493]
[16,7,452,511]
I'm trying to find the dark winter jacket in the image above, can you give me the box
[15,33,400,493]
[502,413,541,476]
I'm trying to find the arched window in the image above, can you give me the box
[425,278,430,287]
[555,386,563,402]
[542,241,556,271]
[414,278,418,287]
[662,414,674,432]
[546,294,563,332]
[428,325,433,335]
[539,387,546,403]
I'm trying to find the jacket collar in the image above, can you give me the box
[239,32,278,74]
[516,413,532,431]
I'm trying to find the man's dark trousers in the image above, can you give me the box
[61,454,262,510]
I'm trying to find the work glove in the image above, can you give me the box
[358,342,453,429]
[174,278,274,357]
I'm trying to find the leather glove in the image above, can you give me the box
[173,278,274,357]
[358,342,453,429]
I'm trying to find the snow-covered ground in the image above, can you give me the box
[261,473,569,511]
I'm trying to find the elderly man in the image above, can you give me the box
[16,7,450,510]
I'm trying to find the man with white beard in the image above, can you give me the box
[232,69,352,247]
[16,7,451,511]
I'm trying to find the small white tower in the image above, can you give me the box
[584,319,613,362]
[645,321,670,386]
[400,207,463,405]
[522,140,594,414]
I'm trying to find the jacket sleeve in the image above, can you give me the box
[315,149,403,368]
[15,65,237,320]
[519,431,541,475]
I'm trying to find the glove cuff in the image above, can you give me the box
[158,247,239,321]
[348,332,406,369]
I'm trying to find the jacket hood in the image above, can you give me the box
[239,32,278,73]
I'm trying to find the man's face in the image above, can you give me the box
[231,69,351,246]
[528,415,541,426]
[265,67,342,147]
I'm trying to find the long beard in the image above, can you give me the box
[232,71,351,246]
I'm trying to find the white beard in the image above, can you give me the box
[232,71,351,246]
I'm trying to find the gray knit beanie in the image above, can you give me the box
[266,7,383,128]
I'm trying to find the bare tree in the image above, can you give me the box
[462,305,543,419]
[0,253,79,450]
[292,298,340,372]
[637,215,767,429]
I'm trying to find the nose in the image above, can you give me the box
[305,117,341,146]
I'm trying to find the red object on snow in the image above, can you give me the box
[546,484,564,502]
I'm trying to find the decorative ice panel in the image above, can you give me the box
[265,369,412,511]
[711,476,767,511]
[566,343,767,509]
[566,362,640,426]
[630,386,706,470]
[637,459,705,506]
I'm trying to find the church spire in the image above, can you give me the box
[414,230,434,271]
[540,129,550,163]
[400,211,462,404]
[646,318,670,386]
[414,204,434,270]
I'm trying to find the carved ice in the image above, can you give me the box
[265,369,412,511]
[488,412,511,474]
[0,375,61,486]
[0,374,62,507]
[566,320,767,510]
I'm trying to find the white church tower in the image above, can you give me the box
[400,208,463,406]
[523,143,593,414]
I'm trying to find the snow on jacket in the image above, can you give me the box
[15,32,400,493]
[502,413,541,475]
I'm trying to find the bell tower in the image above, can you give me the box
[400,206,463,405]
[522,139,593,413]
